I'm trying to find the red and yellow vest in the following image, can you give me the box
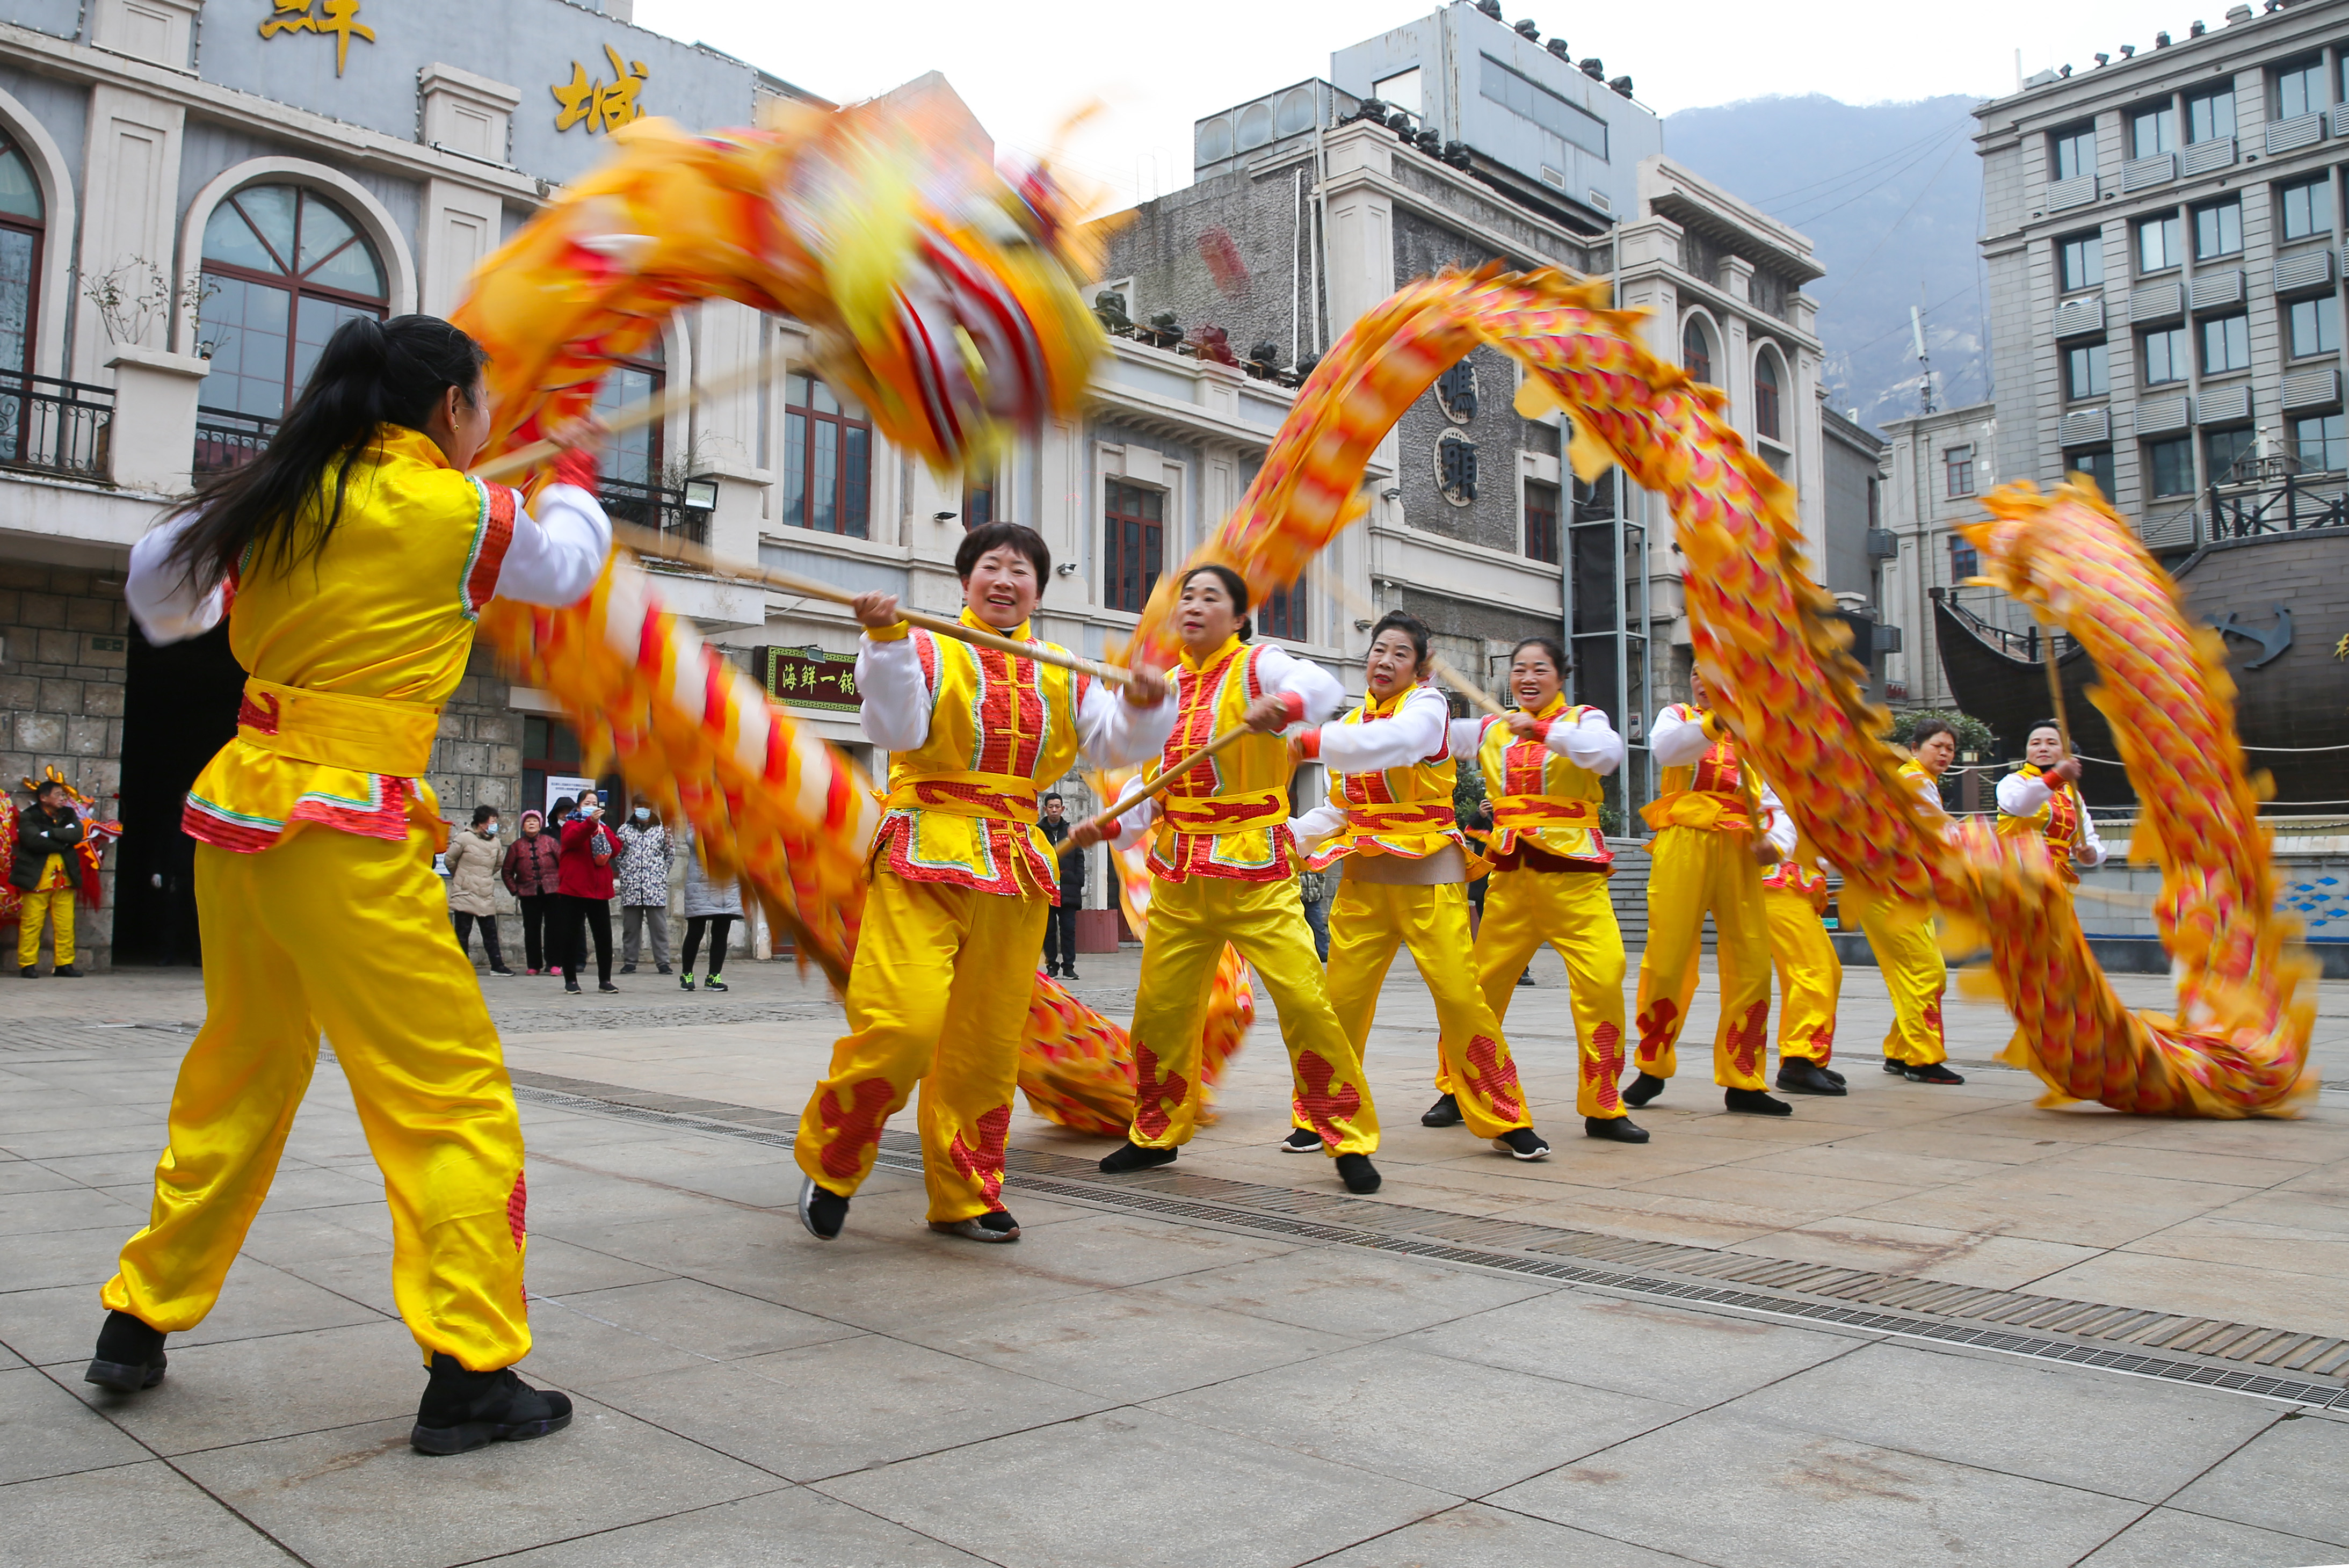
[182,424,518,855]
[1474,695,1611,872]
[1997,762,2086,884]
[1639,703,1755,835]
[1143,636,1295,882]
[872,610,1082,901]
[1311,687,1465,869]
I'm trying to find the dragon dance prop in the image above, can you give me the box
[1127,264,2310,1119]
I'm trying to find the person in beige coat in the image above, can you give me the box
[444,805,513,976]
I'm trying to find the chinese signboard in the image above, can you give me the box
[259,0,374,76]
[758,645,861,712]
[552,43,650,134]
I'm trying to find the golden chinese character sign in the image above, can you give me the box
[552,43,651,134]
[759,645,860,712]
[259,0,375,77]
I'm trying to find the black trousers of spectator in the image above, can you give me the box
[451,911,505,970]
[682,914,734,977]
[517,893,557,971]
[559,894,613,985]
[1043,905,1079,974]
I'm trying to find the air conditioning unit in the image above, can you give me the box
[1874,625,1903,655]
[2267,112,2324,154]
[2282,366,2341,411]
[2122,153,2177,191]
[2275,248,2336,295]
[1866,528,1899,559]
[2061,406,2112,446]
[2052,295,2105,338]
[2045,174,2099,211]
[2129,281,2183,323]
[2189,268,2244,311]
[2181,136,2237,176]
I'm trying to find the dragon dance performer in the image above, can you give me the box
[796,523,1173,1244]
[1624,669,1793,1116]
[1081,567,1385,1192]
[99,315,608,1455]
[1284,612,1553,1162]
[1845,718,1966,1084]
[1441,637,1647,1142]
[1757,793,1848,1098]
[1996,720,2106,890]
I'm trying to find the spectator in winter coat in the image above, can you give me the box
[556,795,619,993]
[500,809,563,974]
[1038,793,1085,979]
[615,795,673,975]
[443,805,512,975]
[676,822,741,993]
[12,777,86,977]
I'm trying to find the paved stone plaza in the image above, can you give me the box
[4,948,2347,1567]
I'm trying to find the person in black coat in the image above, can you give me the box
[1039,792,1086,980]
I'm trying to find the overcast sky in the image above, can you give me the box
[640,0,2227,210]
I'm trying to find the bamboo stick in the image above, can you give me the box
[1057,724,1252,858]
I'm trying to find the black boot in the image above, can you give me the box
[410,1354,573,1455]
[1100,1141,1177,1174]
[1420,1092,1462,1128]
[1724,1087,1794,1116]
[1881,1056,1905,1075]
[1334,1152,1382,1193]
[1903,1061,1967,1084]
[1621,1071,1668,1108]
[1775,1058,1848,1097]
[84,1310,168,1393]
[1585,1115,1650,1143]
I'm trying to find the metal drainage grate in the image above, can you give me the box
[509,1078,2349,1411]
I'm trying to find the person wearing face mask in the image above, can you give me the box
[500,809,562,974]
[1077,565,1379,1191]
[1844,718,1966,1084]
[443,805,512,976]
[1997,720,2105,890]
[614,795,673,976]
[794,523,1175,1245]
[556,793,619,993]
[1286,612,1553,1165]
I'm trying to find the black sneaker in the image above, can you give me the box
[929,1209,1021,1243]
[1420,1093,1463,1128]
[1279,1127,1323,1153]
[656,966,672,975]
[1100,1141,1178,1174]
[798,1175,849,1239]
[489,966,516,977]
[1724,1087,1794,1116]
[619,964,637,975]
[680,976,695,991]
[1334,1152,1382,1193]
[410,1354,573,1455]
[1775,1058,1848,1097]
[1585,1115,1650,1143]
[597,982,619,993]
[704,976,728,992]
[1903,1062,1967,1085]
[1045,964,1061,978]
[18,966,34,978]
[1621,1072,1668,1107]
[84,1310,167,1393]
[1882,1056,1905,1076]
[563,980,582,994]
[53,965,79,977]
[1517,968,1535,986]
[1062,970,1081,982]
[1492,1128,1550,1161]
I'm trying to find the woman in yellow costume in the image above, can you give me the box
[102,315,610,1455]
[1757,793,1848,1098]
[795,522,1173,1244]
[1079,566,1386,1192]
[1996,719,2107,894]
[1289,611,1554,1162]
[1846,717,1967,1084]
[1440,636,1647,1142]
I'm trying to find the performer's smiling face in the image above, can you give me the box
[2026,725,2063,767]
[1365,629,1424,700]
[962,545,1040,631]
[1511,648,1561,709]
[1175,574,1242,654]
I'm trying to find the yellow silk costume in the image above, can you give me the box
[795,614,1081,1221]
[1847,758,1951,1067]
[1314,689,1534,1139]
[1631,703,1772,1090]
[1997,763,2091,886]
[1459,699,1630,1119]
[1121,637,1378,1156]
[1760,858,1839,1066]
[17,850,73,968]
[106,425,534,1371]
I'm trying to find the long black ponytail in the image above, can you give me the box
[166,314,489,587]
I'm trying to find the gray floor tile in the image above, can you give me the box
[1725,1341,2282,1502]
[0,1160,86,1195]
[176,1396,779,1568]
[475,1483,995,1565]
[899,1287,1358,1402]
[2075,1506,2345,1566]
[1488,1408,2150,1567]
[69,1318,424,1456]
[519,1277,861,1390]
[1147,1340,1690,1494]
[2,1459,293,1566]
[816,1407,1460,1568]
[0,1184,143,1236]
[0,1364,151,1484]
[1140,1245,1556,1336]
[587,1331,1110,1482]
[1314,1502,1695,1567]
[954,1209,1302,1288]
[232,1203,397,1268]
[3,1253,386,1368]
[0,1222,128,1292]
[2170,1414,2349,1546]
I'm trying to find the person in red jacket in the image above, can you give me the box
[499,809,563,974]
[555,794,618,993]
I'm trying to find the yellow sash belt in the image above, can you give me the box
[1158,788,1287,836]
[236,677,439,776]
[1342,801,1456,836]
[883,771,1040,823]
[1492,795,1595,833]
[1639,790,1750,833]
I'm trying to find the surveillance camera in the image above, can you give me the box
[1353,618,1374,631]
[932,510,958,523]
[1055,562,1079,576]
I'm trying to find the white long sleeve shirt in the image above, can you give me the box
[1647,701,1719,768]
[1444,708,1626,775]
[126,484,613,644]
[1288,684,1452,854]
[1996,771,2108,867]
[855,622,1178,771]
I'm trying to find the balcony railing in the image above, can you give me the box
[0,372,113,481]
[598,477,706,545]
[2208,470,2349,541]
[193,406,279,478]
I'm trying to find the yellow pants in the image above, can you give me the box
[104,826,531,1371]
[1126,872,1378,1155]
[17,878,75,968]
[1632,826,1772,1089]
[1762,887,1841,1064]
[1469,867,1629,1118]
[1846,889,1948,1065]
[795,869,1044,1222]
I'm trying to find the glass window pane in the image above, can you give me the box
[2194,201,2242,259]
[202,201,279,274]
[196,273,292,418]
[785,372,809,408]
[231,186,296,271]
[2295,412,2345,469]
[0,228,30,376]
[782,410,806,525]
[2279,60,2325,118]
[2186,88,2235,142]
[296,194,355,274]
[2071,449,2116,497]
[2065,343,2109,398]
[842,425,869,539]
[2290,295,2340,356]
[2137,215,2180,272]
[2281,176,2334,241]
[2131,104,2176,158]
[812,419,837,533]
[811,379,838,416]
[291,296,380,400]
[0,144,40,220]
[2201,314,2250,373]
[592,365,657,485]
[2059,233,2104,292]
[2148,437,2194,495]
[2207,425,2256,482]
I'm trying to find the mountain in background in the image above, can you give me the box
[1662,93,1989,435]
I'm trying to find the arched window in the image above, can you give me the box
[1755,351,1783,442]
[197,184,386,422]
[1682,317,1713,386]
[0,128,41,379]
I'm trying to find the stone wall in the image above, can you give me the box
[425,647,524,824]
